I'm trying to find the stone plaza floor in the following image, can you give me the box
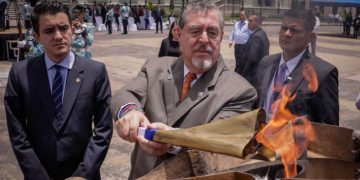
[0,23,359,179]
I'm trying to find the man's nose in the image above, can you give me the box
[284,29,292,37]
[199,31,209,43]
[53,29,63,40]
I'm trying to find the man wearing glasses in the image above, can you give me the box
[254,9,339,125]
[111,1,257,179]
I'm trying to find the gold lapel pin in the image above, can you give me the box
[76,78,81,83]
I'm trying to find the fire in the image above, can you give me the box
[255,63,317,178]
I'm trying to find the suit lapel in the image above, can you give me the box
[167,57,225,127]
[287,51,310,96]
[259,55,280,107]
[58,57,84,130]
[30,55,57,131]
[163,57,183,121]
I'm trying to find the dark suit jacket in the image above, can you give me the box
[254,50,339,125]
[236,27,269,87]
[4,54,113,180]
[111,56,257,179]
[152,8,164,22]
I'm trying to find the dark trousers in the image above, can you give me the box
[354,27,359,38]
[114,15,120,30]
[107,20,112,34]
[234,44,246,73]
[156,18,163,33]
[122,19,128,34]
[145,18,149,29]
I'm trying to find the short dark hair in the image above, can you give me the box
[178,0,224,31]
[31,2,71,34]
[283,9,315,32]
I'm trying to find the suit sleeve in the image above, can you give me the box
[4,65,50,179]
[72,64,113,178]
[311,67,339,125]
[213,78,258,120]
[111,61,149,118]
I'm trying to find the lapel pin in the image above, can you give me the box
[76,78,81,83]
[167,74,172,80]
[198,92,203,97]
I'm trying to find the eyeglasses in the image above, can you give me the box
[183,26,222,40]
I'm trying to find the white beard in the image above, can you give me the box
[192,57,213,71]
[191,43,214,71]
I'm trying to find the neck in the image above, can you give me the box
[283,49,304,62]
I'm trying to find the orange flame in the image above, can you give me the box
[255,63,317,178]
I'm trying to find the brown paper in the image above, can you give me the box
[153,109,265,159]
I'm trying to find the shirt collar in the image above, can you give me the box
[279,49,306,74]
[183,65,202,79]
[45,51,75,70]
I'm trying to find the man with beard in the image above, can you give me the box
[254,9,339,125]
[111,1,257,179]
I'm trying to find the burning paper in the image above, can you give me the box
[255,63,317,178]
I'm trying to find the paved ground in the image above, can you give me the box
[0,23,359,179]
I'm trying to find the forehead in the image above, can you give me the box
[281,16,306,29]
[248,15,256,21]
[185,9,220,29]
[38,12,70,28]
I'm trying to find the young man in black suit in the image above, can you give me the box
[255,9,339,125]
[4,2,113,179]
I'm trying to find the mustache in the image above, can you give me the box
[193,43,213,53]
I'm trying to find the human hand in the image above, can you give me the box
[137,122,174,156]
[114,110,150,142]
[72,19,81,28]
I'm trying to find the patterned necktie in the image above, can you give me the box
[268,63,288,114]
[52,65,63,128]
[181,72,197,101]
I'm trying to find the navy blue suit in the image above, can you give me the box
[4,54,113,180]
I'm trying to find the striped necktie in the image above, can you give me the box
[52,65,63,128]
[268,63,288,115]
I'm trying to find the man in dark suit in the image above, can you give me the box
[236,14,269,87]
[255,9,339,125]
[4,2,113,179]
[111,1,257,179]
[152,3,164,33]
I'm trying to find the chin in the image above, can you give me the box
[192,57,213,71]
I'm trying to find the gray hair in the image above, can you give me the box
[178,0,224,31]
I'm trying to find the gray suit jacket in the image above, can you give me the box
[5,54,113,180]
[111,56,257,179]
[236,27,269,87]
[254,50,339,125]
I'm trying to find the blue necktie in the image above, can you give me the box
[268,63,288,115]
[52,65,63,128]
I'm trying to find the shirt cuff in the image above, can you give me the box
[116,102,142,120]
[167,145,182,155]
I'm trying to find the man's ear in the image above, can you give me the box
[308,32,315,43]
[33,32,40,43]
[220,30,224,42]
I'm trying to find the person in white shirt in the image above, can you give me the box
[310,13,320,55]
[229,10,251,72]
